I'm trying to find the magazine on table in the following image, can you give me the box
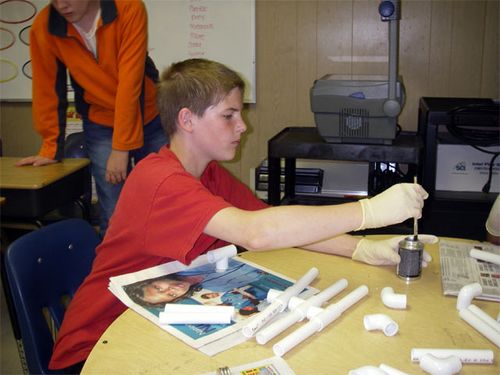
[439,239,500,302]
[108,245,317,355]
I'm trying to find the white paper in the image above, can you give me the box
[439,239,500,301]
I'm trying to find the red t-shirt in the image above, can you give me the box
[49,147,268,369]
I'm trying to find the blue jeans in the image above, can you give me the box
[83,115,167,235]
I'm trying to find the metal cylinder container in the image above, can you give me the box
[397,236,424,281]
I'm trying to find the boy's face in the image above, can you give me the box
[142,279,191,304]
[51,0,96,24]
[191,87,246,162]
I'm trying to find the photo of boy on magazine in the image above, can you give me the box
[120,258,295,342]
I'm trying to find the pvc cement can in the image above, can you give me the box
[397,236,424,281]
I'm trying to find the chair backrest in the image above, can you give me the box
[64,131,88,159]
[5,219,100,374]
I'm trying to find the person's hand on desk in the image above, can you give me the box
[352,235,438,266]
[15,155,58,167]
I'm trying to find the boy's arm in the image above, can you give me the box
[112,2,149,152]
[29,10,67,161]
[205,202,362,253]
[204,183,428,263]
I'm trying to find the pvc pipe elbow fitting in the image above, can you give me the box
[380,287,407,309]
[363,314,399,337]
[456,282,482,310]
[419,354,462,375]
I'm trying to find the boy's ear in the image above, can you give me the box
[178,108,193,132]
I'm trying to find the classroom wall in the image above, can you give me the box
[1,0,498,187]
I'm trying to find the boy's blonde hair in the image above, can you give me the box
[157,58,245,137]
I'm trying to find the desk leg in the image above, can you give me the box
[284,158,296,202]
[268,157,281,206]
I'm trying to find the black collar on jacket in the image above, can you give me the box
[48,0,117,37]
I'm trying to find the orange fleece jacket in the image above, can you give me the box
[30,0,159,159]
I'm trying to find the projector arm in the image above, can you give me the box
[379,0,401,117]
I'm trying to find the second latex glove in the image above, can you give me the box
[352,235,438,266]
[357,183,428,230]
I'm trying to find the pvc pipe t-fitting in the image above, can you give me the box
[206,245,237,272]
[363,314,399,336]
[419,354,462,375]
[380,287,407,309]
[456,282,482,310]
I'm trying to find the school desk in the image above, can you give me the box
[0,157,90,225]
[81,236,499,374]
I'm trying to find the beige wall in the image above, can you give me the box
[1,0,498,186]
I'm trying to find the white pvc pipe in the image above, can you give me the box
[159,305,234,325]
[256,279,348,344]
[469,248,500,266]
[242,267,319,337]
[456,282,482,310]
[410,348,494,364]
[380,287,407,309]
[163,304,234,314]
[273,285,368,356]
[379,363,409,375]
[206,245,238,272]
[363,314,399,337]
[459,308,500,347]
[349,366,387,375]
[266,288,282,303]
[419,354,462,375]
[467,304,500,333]
[273,267,319,308]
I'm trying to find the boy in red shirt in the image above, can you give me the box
[50,58,435,372]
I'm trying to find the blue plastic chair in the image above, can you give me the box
[4,218,100,374]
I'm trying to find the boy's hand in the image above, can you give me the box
[352,235,438,266]
[15,155,58,167]
[357,183,428,230]
[106,150,129,184]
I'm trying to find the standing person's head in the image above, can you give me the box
[156,59,246,139]
[124,275,200,308]
[51,0,99,24]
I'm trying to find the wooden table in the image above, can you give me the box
[0,157,90,223]
[82,237,499,374]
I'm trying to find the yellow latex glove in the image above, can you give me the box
[352,235,438,266]
[357,183,428,231]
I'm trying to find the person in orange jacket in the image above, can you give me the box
[16,0,167,235]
